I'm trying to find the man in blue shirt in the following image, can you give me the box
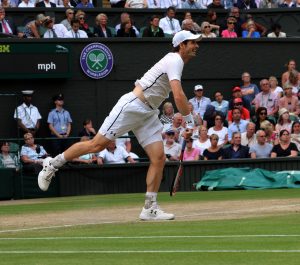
[47,93,72,156]
[210,91,229,117]
[76,0,94,8]
[241,72,260,104]
[228,107,249,141]
[189,84,211,119]
[223,132,250,159]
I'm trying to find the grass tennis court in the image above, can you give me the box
[1,189,300,265]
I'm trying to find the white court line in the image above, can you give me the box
[1,235,300,240]
[0,250,300,254]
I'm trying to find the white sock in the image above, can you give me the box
[51,153,67,169]
[144,192,157,209]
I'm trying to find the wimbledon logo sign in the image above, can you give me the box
[80,43,114,79]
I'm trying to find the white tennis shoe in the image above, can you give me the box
[38,157,57,191]
[139,206,175,221]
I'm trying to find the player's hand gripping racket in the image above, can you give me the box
[170,140,186,196]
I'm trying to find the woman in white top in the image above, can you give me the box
[207,113,228,147]
[192,125,211,155]
[275,108,293,133]
[200,21,217,38]
[269,76,283,98]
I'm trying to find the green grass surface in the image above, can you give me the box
[1,190,300,265]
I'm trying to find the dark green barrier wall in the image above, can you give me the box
[1,38,300,141]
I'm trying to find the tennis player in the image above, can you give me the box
[38,30,201,220]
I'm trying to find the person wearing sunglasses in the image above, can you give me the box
[221,17,237,38]
[75,10,94,37]
[183,138,200,161]
[271,129,298,158]
[254,107,275,132]
[200,21,216,38]
[60,8,74,31]
[227,98,250,125]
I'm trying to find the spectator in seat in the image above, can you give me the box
[253,79,278,117]
[193,126,211,156]
[21,133,48,174]
[236,0,257,9]
[228,107,249,141]
[207,0,225,9]
[271,129,298,157]
[281,59,300,88]
[142,15,165,37]
[159,101,174,125]
[279,0,295,7]
[254,107,275,132]
[97,140,136,165]
[250,130,273,158]
[18,0,35,7]
[223,132,250,159]
[115,12,139,36]
[279,82,300,117]
[65,18,88,38]
[200,21,217,38]
[163,129,181,161]
[227,98,250,125]
[43,16,68,38]
[23,13,46,38]
[267,23,286,38]
[72,136,97,164]
[60,9,74,31]
[260,120,278,145]
[291,121,300,151]
[48,93,72,156]
[94,13,113,38]
[75,10,94,37]
[228,86,251,111]
[241,122,257,147]
[182,12,201,33]
[117,18,137,37]
[183,138,200,161]
[76,0,94,8]
[203,134,224,160]
[240,72,260,104]
[259,0,278,8]
[211,91,229,117]
[208,113,228,147]
[14,90,42,137]
[0,142,20,169]
[147,0,160,8]
[241,14,267,37]
[275,108,293,133]
[110,0,126,7]
[125,0,147,8]
[159,7,181,36]
[182,0,202,9]
[189,84,211,119]
[242,20,260,38]
[269,76,283,98]
[36,0,56,7]
[0,7,17,36]
[205,9,221,36]
[221,17,237,38]
[162,112,184,143]
[78,118,96,138]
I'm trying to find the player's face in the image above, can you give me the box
[182,40,199,58]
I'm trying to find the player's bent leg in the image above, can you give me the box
[139,141,174,221]
[38,133,110,191]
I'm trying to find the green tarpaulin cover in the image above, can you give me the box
[194,167,300,191]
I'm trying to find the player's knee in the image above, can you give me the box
[150,152,165,166]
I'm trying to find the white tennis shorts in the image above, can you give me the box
[99,92,163,148]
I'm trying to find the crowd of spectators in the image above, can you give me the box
[161,59,300,161]
[0,5,295,38]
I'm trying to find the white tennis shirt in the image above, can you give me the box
[135,52,184,109]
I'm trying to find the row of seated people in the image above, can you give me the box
[0,7,291,38]
[1,0,299,9]
[0,132,139,174]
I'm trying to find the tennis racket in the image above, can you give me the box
[170,139,186,196]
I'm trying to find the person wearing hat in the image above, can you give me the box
[163,129,181,161]
[47,93,72,156]
[275,108,293,133]
[14,90,42,137]
[278,82,300,117]
[188,84,211,119]
[253,79,279,117]
[38,30,201,221]
[43,16,68,38]
[227,97,250,125]
[228,86,251,111]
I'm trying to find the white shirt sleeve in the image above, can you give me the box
[165,54,184,82]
